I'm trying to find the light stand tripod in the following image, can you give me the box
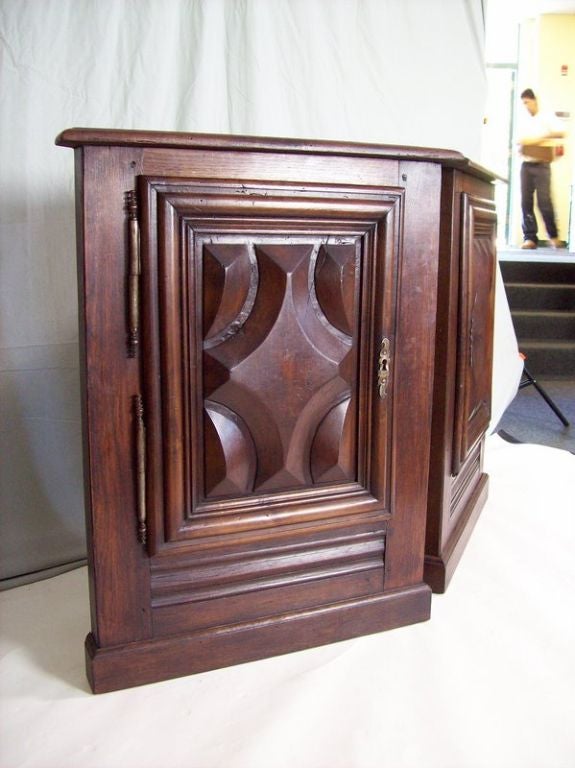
[519,360,570,427]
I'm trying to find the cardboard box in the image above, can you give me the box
[521,144,555,163]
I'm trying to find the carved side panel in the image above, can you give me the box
[452,193,497,475]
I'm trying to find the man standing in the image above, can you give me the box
[518,88,565,249]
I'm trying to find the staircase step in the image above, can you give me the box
[499,259,575,284]
[512,310,575,340]
[504,283,575,311]
[519,340,575,377]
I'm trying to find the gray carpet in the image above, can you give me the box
[496,377,574,453]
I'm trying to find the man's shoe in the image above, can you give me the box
[550,238,563,249]
[521,240,537,249]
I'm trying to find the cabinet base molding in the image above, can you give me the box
[86,584,431,693]
[423,473,489,594]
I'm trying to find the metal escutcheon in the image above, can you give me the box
[377,337,390,399]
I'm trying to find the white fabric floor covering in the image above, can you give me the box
[1,435,574,768]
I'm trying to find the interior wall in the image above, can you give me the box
[538,14,575,245]
[0,0,488,586]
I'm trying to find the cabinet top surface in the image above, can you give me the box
[56,127,496,182]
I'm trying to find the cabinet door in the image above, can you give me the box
[140,178,401,636]
[452,193,497,475]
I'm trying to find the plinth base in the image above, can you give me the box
[424,473,489,594]
[86,583,431,693]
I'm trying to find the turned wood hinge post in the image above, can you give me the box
[126,190,141,357]
[134,394,147,545]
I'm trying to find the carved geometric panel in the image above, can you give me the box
[202,240,359,498]
[140,177,399,546]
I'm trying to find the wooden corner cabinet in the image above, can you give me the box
[424,171,497,593]
[56,129,496,692]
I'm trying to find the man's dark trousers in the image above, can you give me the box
[521,161,558,243]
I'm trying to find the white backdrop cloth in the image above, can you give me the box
[1,435,574,768]
[1,0,521,587]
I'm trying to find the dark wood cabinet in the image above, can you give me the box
[424,171,497,593]
[57,129,496,692]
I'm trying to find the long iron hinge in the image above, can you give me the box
[134,394,147,545]
[126,190,141,357]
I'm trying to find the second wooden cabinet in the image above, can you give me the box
[425,170,496,592]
